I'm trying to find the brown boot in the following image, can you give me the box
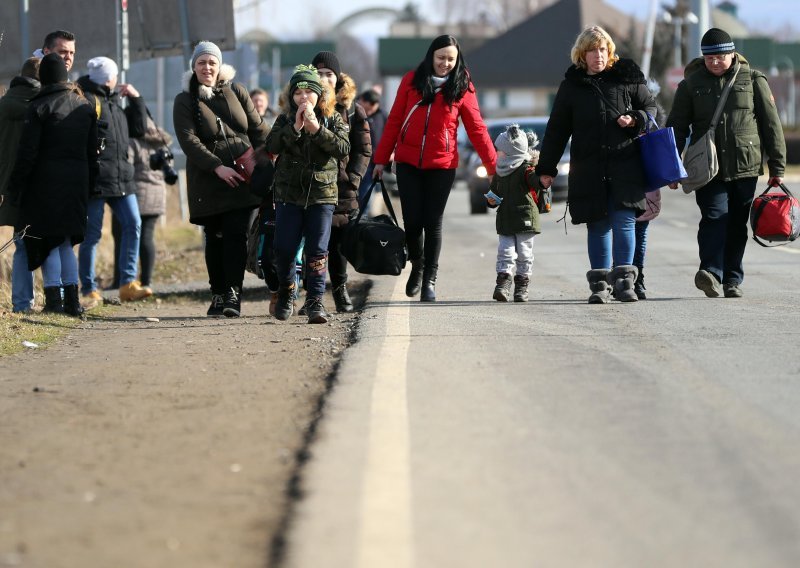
[119,280,153,302]
[493,273,512,302]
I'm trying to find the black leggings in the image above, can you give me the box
[395,163,456,269]
[327,224,348,288]
[203,208,252,293]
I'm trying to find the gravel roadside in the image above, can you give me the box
[0,282,366,568]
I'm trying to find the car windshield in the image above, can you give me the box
[459,119,549,152]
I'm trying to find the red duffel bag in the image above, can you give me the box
[750,183,800,247]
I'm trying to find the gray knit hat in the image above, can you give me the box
[495,124,529,160]
[191,41,222,69]
[87,56,118,85]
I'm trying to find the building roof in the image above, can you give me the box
[466,0,640,88]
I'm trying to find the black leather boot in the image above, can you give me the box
[634,268,646,300]
[332,283,354,313]
[274,284,295,321]
[43,286,64,314]
[405,258,424,297]
[493,273,512,302]
[420,265,437,302]
[513,275,530,302]
[63,284,84,317]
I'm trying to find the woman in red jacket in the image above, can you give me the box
[374,35,496,302]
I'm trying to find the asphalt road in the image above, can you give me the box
[282,179,800,568]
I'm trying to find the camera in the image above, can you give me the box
[149,147,179,185]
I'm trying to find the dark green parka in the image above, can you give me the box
[173,64,269,224]
[266,82,350,208]
[488,162,542,235]
[536,58,656,224]
[666,54,786,181]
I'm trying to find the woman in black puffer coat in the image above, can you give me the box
[7,54,98,316]
[537,26,656,304]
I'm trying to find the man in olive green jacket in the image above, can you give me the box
[667,28,786,299]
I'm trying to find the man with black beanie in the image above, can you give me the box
[667,27,786,299]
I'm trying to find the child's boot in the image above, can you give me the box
[513,275,529,302]
[493,272,512,302]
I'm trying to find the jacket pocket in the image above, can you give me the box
[735,138,761,170]
[732,84,754,109]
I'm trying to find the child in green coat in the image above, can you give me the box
[486,125,545,302]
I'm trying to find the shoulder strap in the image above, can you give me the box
[355,179,401,227]
[710,61,740,129]
[92,93,101,119]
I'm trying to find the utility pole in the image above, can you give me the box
[688,0,710,62]
[20,0,29,59]
[116,0,130,84]
[641,0,658,78]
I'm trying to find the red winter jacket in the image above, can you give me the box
[374,71,496,175]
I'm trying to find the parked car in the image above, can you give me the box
[461,116,570,214]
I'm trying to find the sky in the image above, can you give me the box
[233,0,800,40]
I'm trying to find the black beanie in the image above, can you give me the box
[701,28,735,55]
[39,53,68,85]
[311,51,341,78]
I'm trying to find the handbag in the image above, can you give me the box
[750,183,800,247]
[341,179,408,276]
[216,117,256,183]
[638,113,687,191]
[681,62,740,193]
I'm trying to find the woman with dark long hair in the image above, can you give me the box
[373,35,496,302]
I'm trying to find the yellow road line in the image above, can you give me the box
[356,276,414,568]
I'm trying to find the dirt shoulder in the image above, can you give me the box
[0,283,365,568]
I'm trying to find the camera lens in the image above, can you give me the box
[164,167,179,185]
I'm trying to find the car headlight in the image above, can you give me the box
[475,165,488,178]
[558,162,570,175]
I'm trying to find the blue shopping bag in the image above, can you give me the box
[638,113,687,192]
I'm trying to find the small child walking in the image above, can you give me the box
[486,125,544,302]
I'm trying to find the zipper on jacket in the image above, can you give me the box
[418,104,433,168]
[445,129,450,152]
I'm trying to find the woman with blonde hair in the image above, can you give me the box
[537,26,656,303]
[173,41,270,318]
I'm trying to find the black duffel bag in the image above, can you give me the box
[341,179,407,276]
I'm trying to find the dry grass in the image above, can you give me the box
[0,187,208,356]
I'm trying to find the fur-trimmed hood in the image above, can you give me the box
[565,58,646,86]
[181,63,237,98]
[335,72,357,110]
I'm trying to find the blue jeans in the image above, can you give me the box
[695,176,757,285]
[79,195,141,294]
[274,203,333,299]
[633,220,650,269]
[586,198,637,269]
[41,240,79,287]
[12,238,34,312]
